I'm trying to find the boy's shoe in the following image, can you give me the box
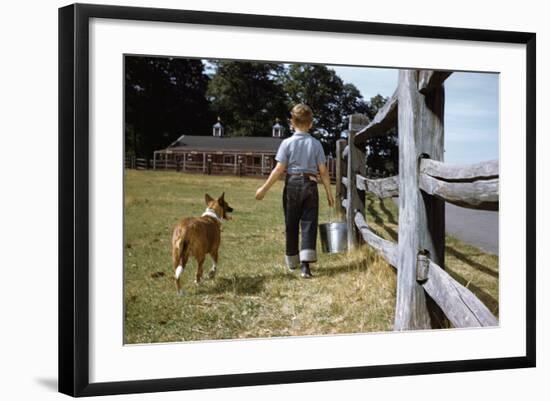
[300,263,313,279]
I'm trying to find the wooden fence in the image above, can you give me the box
[336,70,499,330]
[125,153,338,180]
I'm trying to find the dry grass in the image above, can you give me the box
[124,170,498,344]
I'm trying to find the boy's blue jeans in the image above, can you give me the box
[283,174,319,268]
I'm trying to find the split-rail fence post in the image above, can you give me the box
[335,138,347,220]
[346,114,369,250]
[395,70,446,330]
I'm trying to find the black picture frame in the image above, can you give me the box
[58,3,536,397]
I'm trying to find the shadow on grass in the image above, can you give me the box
[317,262,367,278]
[445,245,499,279]
[368,200,497,281]
[199,271,296,296]
[366,197,383,224]
[204,275,265,295]
[316,250,390,278]
[363,197,398,242]
[361,198,499,315]
[378,198,397,225]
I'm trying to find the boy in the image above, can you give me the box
[255,104,334,278]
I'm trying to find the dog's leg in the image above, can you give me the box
[175,260,187,296]
[172,246,183,295]
[195,255,205,285]
[208,250,218,279]
[173,239,189,296]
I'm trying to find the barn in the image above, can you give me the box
[153,134,284,176]
[151,119,337,178]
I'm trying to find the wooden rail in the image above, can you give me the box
[356,175,399,198]
[354,211,497,327]
[334,69,499,331]
[420,158,498,181]
[354,211,397,266]
[423,259,498,327]
[419,158,499,211]
[354,90,398,145]
[418,70,453,94]
[419,174,499,211]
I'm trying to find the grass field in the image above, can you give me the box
[124,170,499,344]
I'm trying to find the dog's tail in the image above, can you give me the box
[178,237,190,265]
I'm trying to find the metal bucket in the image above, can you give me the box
[319,221,348,254]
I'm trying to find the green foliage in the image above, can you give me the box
[284,65,370,131]
[206,61,288,136]
[283,64,369,153]
[125,56,213,157]
[363,94,399,177]
[124,57,394,163]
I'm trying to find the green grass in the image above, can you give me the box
[124,170,498,344]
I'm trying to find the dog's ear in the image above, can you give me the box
[205,193,214,205]
[218,192,225,204]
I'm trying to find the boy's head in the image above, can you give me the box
[290,104,313,132]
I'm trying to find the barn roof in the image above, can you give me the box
[161,135,284,153]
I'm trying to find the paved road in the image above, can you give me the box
[391,199,498,255]
[444,203,498,255]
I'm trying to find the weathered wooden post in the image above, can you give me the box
[346,114,369,250]
[261,153,265,175]
[395,70,445,330]
[335,138,347,220]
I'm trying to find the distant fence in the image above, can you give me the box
[336,70,499,330]
[125,152,338,180]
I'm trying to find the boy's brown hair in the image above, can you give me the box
[290,104,313,130]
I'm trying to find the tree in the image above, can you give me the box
[282,64,369,156]
[206,61,288,136]
[283,65,339,133]
[124,56,396,169]
[125,56,212,157]
[363,94,398,177]
[339,83,370,121]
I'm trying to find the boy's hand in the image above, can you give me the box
[327,193,335,208]
[255,187,266,200]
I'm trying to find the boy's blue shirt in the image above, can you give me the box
[275,131,326,174]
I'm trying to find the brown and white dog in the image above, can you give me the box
[171,193,233,295]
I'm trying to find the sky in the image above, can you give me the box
[332,66,499,165]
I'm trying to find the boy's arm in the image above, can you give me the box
[255,162,287,200]
[318,163,335,207]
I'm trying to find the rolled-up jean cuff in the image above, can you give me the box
[285,254,300,268]
[300,249,317,262]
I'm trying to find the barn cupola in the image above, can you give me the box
[272,118,284,138]
[212,117,224,137]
